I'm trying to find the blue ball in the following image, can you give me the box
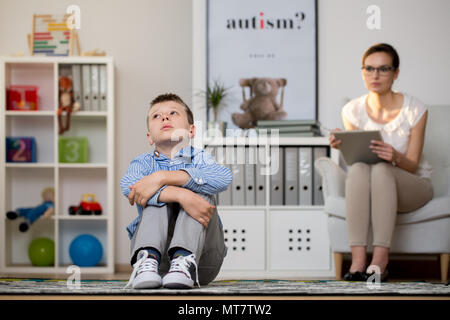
[69,234,103,267]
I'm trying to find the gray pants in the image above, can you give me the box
[130,194,226,285]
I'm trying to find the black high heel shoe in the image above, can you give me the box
[343,271,368,281]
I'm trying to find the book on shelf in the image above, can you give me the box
[256,119,319,127]
[255,119,323,137]
[277,132,322,137]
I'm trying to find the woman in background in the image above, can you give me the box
[329,43,433,281]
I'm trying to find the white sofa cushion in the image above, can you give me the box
[324,196,450,225]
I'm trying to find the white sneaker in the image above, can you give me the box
[162,254,199,289]
[125,250,162,289]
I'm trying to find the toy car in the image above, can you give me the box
[69,194,102,215]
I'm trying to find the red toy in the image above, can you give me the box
[69,194,102,215]
[7,85,39,111]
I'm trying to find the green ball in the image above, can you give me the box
[28,238,55,266]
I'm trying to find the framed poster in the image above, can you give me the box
[207,0,317,130]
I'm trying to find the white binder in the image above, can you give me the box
[218,164,232,206]
[244,146,256,206]
[255,146,267,206]
[99,64,107,111]
[231,146,245,205]
[270,147,284,205]
[213,145,229,205]
[284,147,299,205]
[313,147,328,205]
[71,64,83,110]
[81,64,91,111]
[231,163,245,205]
[299,147,313,205]
[90,64,100,111]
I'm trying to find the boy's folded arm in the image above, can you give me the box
[157,185,185,203]
[121,156,166,206]
[144,185,167,207]
[180,154,232,195]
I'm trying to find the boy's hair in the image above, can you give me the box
[147,93,194,130]
[362,43,400,70]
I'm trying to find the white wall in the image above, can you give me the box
[1,0,449,267]
[318,0,450,129]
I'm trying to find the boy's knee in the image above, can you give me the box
[142,204,168,213]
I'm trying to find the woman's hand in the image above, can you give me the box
[370,140,399,164]
[329,128,342,149]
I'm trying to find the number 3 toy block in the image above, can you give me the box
[58,136,88,163]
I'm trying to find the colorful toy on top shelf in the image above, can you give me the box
[57,75,80,135]
[6,137,37,162]
[6,187,55,232]
[6,85,39,110]
[69,193,102,216]
[28,14,80,56]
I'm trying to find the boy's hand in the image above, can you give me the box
[128,171,165,207]
[178,189,215,228]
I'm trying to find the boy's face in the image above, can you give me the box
[146,101,195,146]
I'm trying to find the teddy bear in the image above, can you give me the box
[232,77,287,129]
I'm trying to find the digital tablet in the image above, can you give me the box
[333,130,384,165]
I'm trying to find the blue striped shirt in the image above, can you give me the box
[121,146,232,239]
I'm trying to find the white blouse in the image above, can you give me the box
[342,92,432,179]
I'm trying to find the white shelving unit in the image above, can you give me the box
[0,56,114,275]
[202,136,339,279]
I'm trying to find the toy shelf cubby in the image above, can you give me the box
[0,56,114,275]
[202,136,340,279]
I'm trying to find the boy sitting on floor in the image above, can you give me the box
[121,93,232,289]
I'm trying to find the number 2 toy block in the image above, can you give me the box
[6,137,37,162]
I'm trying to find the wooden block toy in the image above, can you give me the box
[58,136,88,163]
[6,137,37,162]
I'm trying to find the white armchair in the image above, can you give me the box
[315,105,450,283]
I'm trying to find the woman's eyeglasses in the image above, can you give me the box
[362,65,396,76]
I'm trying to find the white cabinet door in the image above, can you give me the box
[219,210,265,270]
[269,210,330,270]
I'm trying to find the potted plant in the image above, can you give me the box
[205,79,232,137]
